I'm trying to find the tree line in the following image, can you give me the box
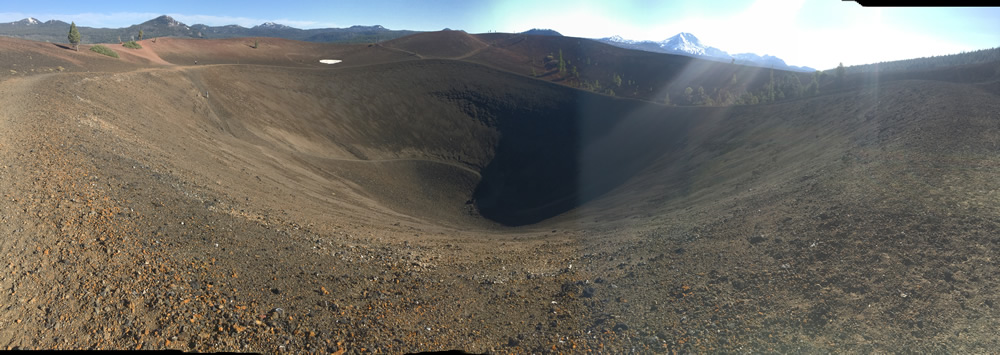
[533,44,999,107]
[843,47,1000,75]
[66,22,148,51]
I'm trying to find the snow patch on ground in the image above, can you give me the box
[319,59,342,64]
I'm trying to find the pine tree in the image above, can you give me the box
[558,49,566,75]
[781,73,802,98]
[139,29,144,41]
[68,22,81,51]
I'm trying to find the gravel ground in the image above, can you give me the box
[3,37,1000,354]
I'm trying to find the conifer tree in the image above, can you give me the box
[68,22,81,51]
[558,49,566,75]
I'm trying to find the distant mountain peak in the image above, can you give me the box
[521,28,563,36]
[15,17,40,25]
[659,32,719,56]
[600,35,636,44]
[254,22,293,30]
[146,15,186,28]
[595,32,814,72]
[348,25,386,30]
[733,53,789,68]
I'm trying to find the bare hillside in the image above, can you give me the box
[2,34,1000,353]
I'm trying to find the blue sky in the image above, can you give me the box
[2,0,998,70]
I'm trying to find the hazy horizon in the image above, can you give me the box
[2,0,998,70]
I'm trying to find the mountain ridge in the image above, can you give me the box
[1,16,813,71]
[598,32,816,72]
[520,28,562,36]
[0,15,418,44]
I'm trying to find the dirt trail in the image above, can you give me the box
[375,44,424,59]
[452,36,492,60]
[113,43,175,67]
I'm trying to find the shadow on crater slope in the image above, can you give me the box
[441,87,698,226]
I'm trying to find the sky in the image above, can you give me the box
[1,0,998,70]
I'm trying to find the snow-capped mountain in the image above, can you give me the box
[254,22,294,30]
[597,32,815,72]
[732,53,790,69]
[658,32,729,58]
[599,32,728,58]
[602,35,636,44]
[141,15,190,30]
[14,17,41,25]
